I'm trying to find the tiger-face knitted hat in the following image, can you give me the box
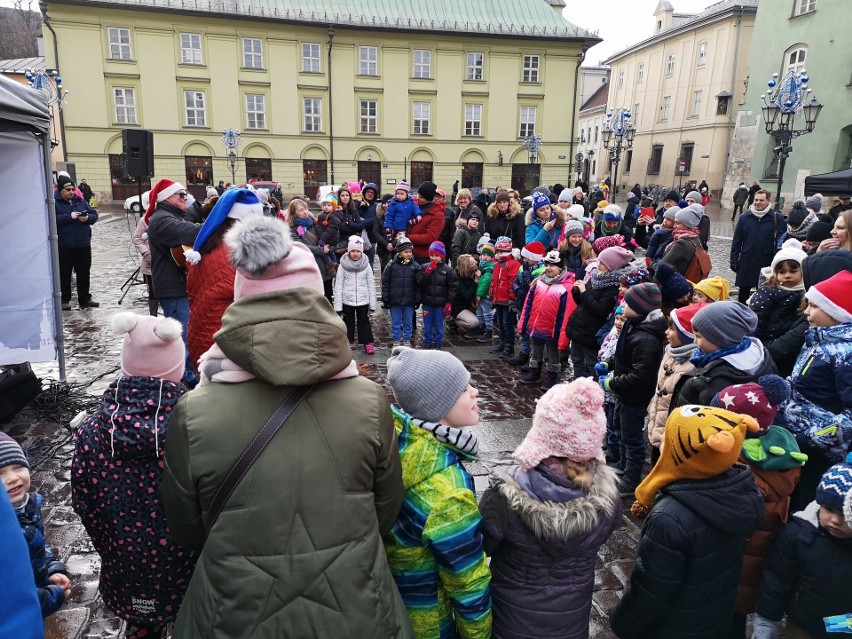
[631,405,760,517]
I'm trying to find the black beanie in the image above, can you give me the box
[417,181,437,202]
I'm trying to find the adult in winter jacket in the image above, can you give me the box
[660,204,704,276]
[731,190,787,302]
[409,182,446,264]
[827,194,852,221]
[525,193,564,251]
[359,182,380,263]
[131,217,159,316]
[732,182,749,220]
[288,200,336,301]
[54,174,99,309]
[162,218,410,639]
[484,192,525,251]
[594,206,635,248]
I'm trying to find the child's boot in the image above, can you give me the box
[364,343,375,355]
[476,327,491,343]
[507,352,529,367]
[500,342,514,359]
[489,341,504,354]
[539,370,558,391]
[520,362,542,384]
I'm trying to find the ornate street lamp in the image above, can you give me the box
[25,68,68,149]
[761,69,822,209]
[523,134,542,164]
[221,128,241,184]
[602,108,634,197]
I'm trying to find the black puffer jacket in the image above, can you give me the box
[748,284,804,344]
[754,502,852,639]
[451,276,477,317]
[610,465,763,639]
[416,262,459,307]
[566,272,622,350]
[672,338,777,409]
[381,257,421,307]
[608,311,667,408]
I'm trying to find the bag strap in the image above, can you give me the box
[206,384,314,533]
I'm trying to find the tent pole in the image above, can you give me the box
[42,133,66,382]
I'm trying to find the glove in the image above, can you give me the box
[730,264,738,273]
[443,303,452,317]
[594,361,609,377]
[424,262,437,274]
[598,374,612,392]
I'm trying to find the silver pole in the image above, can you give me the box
[42,133,67,382]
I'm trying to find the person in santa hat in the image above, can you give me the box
[144,178,201,385]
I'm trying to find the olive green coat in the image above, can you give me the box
[162,288,412,638]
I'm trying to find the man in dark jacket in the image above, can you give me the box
[747,181,761,206]
[78,178,94,204]
[732,182,749,220]
[731,190,786,303]
[827,194,852,221]
[54,174,99,310]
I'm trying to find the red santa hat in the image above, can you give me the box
[144,179,186,222]
[805,270,852,324]
[669,301,708,343]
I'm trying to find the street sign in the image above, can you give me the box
[575,152,584,164]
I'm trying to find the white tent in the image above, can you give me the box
[0,74,65,379]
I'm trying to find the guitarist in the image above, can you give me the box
[144,179,201,385]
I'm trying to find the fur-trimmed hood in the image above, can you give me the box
[496,462,620,543]
[487,199,521,220]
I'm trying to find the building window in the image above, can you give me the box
[410,161,433,189]
[413,50,431,78]
[662,95,671,121]
[785,46,807,75]
[303,98,322,132]
[666,53,676,76]
[413,102,431,134]
[109,154,150,199]
[113,87,137,124]
[647,145,664,175]
[462,162,483,189]
[180,33,202,65]
[107,27,132,60]
[242,37,263,69]
[634,103,641,126]
[245,94,266,129]
[301,43,321,73]
[303,159,327,199]
[245,158,272,182]
[522,54,540,83]
[697,42,707,66]
[594,125,598,143]
[716,95,730,115]
[519,106,536,137]
[359,46,377,76]
[617,70,624,89]
[637,62,644,83]
[464,104,482,136]
[359,99,377,134]
[692,90,702,117]
[466,52,483,80]
[679,142,694,175]
[624,149,633,173]
[183,90,206,127]
[794,0,816,15]
[511,163,540,197]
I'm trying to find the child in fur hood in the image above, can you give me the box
[480,377,621,639]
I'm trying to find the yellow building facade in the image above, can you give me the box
[43,0,598,202]
[603,1,756,196]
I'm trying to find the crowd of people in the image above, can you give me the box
[3,174,852,638]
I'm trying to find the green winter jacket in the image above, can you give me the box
[476,261,494,300]
[162,288,412,639]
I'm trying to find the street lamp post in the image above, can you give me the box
[222,128,241,184]
[761,69,822,210]
[602,108,635,199]
[25,67,69,150]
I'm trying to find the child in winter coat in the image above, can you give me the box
[374,193,394,272]
[71,313,197,638]
[451,211,483,264]
[752,461,852,639]
[598,305,626,464]
[384,347,492,639]
[334,235,378,354]
[599,282,666,495]
[474,240,496,342]
[646,303,706,465]
[416,241,458,350]
[507,241,546,368]
[451,254,480,335]
[0,434,70,619]
[644,206,677,265]
[489,236,521,358]
[480,378,621,639]
[518,251,577,391]
[384,181,422,242]
[749,239,808,345]
[558,218,593,281]
[316,194,343,271]
[611,407,763,639]
[692,275,729,303]
[381,235,421,346]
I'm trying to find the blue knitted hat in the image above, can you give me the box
[532,191,551,212]
[185,188,263,264]
[816,462,852,517]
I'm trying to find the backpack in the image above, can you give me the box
[684,236,712,283]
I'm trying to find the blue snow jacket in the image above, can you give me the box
[783,322,852,463]
[16,492,67,617]
[54,190,98,248]
[0,490,42,637]
[645,227,673,263]
[385,197,422,233]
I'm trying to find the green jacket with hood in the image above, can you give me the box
[162,288,412,639]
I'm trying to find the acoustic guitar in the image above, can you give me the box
[171,245,193,270]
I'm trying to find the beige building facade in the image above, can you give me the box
[603,1,756,196]
[42,0,599,203]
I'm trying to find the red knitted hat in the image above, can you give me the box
[806,270,852,323]
[144,178,185,222]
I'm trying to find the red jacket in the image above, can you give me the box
[490,255,521,304]
[408,199,447,259]
[187,243,235,366]
[518,271,576,350]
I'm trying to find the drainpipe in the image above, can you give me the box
[722,5,745,200]
[568,46,588,184]
[327,25,335,185]
[39,1,67,163]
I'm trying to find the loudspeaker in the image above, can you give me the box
[0,363,42,423]
[123,129,154,177]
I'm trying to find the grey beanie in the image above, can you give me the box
[686,190,702,202]
[387,346,471,422]
[663,206,678,221]
[691,301,758,348]
[805,194,823,212]
[676,203,703,229]
[564,219,584,237]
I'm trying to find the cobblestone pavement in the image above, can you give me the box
[5,200,742,638]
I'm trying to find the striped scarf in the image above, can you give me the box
[411,418,479,456]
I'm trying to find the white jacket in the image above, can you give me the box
[334,254,377,311]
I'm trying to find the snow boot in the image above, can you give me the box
[520,363,542,385]
[499,343,514,359]
[489,341,505,354]
[539,370,558,391]
[507,351,529,367]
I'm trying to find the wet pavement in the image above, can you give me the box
[4,201,742,638]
